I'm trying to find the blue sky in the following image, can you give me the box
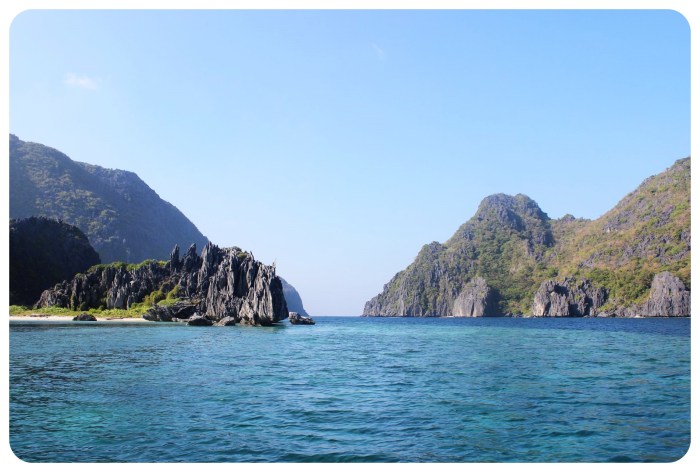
[9,10,690,315]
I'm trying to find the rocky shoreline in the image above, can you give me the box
[35,242,290,326]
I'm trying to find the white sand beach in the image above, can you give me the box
[10,314,150,322]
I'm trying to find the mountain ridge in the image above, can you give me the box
[10,134,209,263]
[364,157,690,317]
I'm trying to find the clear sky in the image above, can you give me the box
[9,9,690,315]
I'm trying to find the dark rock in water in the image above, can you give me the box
[452,277,500,317]
[215,316,237,326]
[532,277,607,317]
[640,272,690,317]
[38,242,289,326]
[73,313,97,321]
[187,316,213,326]
[289,312,315,325]
[10,217,101,306]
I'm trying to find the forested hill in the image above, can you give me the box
[10,134,208,263]
[364,157,690,317]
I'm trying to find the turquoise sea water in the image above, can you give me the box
[9,316,690,462]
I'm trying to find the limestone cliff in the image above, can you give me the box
[532,278,607,317]
[452,277,500,317]
[364,158,690,317]
[36,242,289,326]
[639,272,690,317]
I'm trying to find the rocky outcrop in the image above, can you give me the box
[639,272,690,317]
[452,277,500,317]
[187,316,214,326]
[532,278,607,317]
[215,316,237,326]
[73,313,97,321]
[289,312,315,325]
[36,242,289,326]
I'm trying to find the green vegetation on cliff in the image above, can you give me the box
[364,158,690,316]
[10,217,101,306]
[9,134,208,263]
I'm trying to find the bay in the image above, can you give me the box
[9,316,690,462]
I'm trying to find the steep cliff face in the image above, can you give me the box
[9,134,208,263]
[36,242,289,326]
[364,158,690,317]
[10,217,101,306]
[279,277,310,317]
[639,272,690,317]
[452,277,500,317]
[532,278,607,317]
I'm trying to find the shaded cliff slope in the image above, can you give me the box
[10,134,208,263]
[280,277,310,316]
[10,217,101,306]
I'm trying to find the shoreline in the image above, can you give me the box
[10,313,150,323]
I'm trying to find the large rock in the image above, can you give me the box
[187,316,214,326]
[215,316,237,326]
[73,313,97,321]
[289,312,315,325]
[640,272,690,317]
[532,277,607,317]
[452,277,500,317]
[38,242,289,326]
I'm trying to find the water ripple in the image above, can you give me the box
[10,317,690,462]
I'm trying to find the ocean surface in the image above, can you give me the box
[9,316,690,462]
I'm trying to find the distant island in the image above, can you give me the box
[364,158,690,318]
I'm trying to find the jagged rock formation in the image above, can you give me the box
[10,134,208,263]
[36,242,289,326]
[452,277,500,317]
[10,216,101,306]
[280,277,310,317]
[532,278,607,317]
[364,158,690,317]
[289,312,316,325]
[639,272,690,317]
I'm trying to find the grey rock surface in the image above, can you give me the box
[215,316,237,326]
[452,277,500,317]
[187,316,214,326]
[532,277,607,317]
[289,312,315,325]
[640,272,690,317]
[38,242,289,326]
